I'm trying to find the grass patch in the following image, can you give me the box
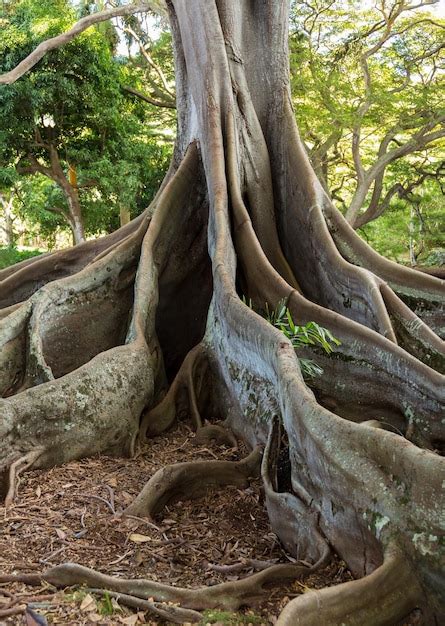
[200,609,264,624]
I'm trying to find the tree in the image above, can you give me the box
[0,2,444,624]
[0,0,172,245]
[290,0,445,230]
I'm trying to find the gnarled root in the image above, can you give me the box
[88,588,203,624]
[43,559,318,611]
[194,422,238,448]
[124,446,262,518]
[4,448,43,507]
[141,343,210,437]
[276,542,425,626]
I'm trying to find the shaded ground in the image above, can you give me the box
[0,422,353,624]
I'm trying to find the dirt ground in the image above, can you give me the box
[0,421,353,625]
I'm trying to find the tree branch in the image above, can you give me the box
[122,85,176,108]
[121,22,175,100]
[0,3,163,85]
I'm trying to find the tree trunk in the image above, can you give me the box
[0,1,444,623]
[1,195,16,247]
[59,177,85,245]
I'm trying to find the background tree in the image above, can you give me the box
[289,0,445,239]
[0,0,172,244]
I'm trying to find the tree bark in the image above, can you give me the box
[17,147,86,245]
[0,1,444,623]
[0,192,16,247]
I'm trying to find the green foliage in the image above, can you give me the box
[360,178,445,264]
[97,592,114,616]
[243,298,341,379]
[265,302,340,354]
[0,0,173,244]
[289,0,445,260]
[0,245,42,269]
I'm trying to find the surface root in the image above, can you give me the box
[89,588,202,623]
[124,446,262,518]
[141,343,209,437]
[276,542,424,626]
[43,559,318,611]
[4,448,43,507]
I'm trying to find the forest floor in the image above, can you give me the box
[0,421,353,625]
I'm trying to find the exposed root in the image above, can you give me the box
[0,605,27,619]
[43,559,318,611]
[226,107,443,447]
[89,588,202,623]
[276,542,425,626]
[4,448,43,507]
[380,283,445,373]
[0,573,42,585]
[194,423,238,448]
[124,447,262,518]
[141,343,209,438]
[0,214,147,310]
[322,199,445,338]
[206,558,279,573]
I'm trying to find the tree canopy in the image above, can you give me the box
[0,0,172,245]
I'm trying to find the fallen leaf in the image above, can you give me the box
[80,593,96,612]
[108,477,118,487]
[55,528,66,540]
[35,485,42,498]
[129,533,151,543]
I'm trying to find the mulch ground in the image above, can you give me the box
[0,421,353,625]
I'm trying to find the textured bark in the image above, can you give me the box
[0,1,444,623]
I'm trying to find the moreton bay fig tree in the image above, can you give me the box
[0,1,444,624]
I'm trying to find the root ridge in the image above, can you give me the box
[124,446,262,518]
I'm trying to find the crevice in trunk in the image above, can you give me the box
[155,164,213,381]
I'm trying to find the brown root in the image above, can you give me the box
[206,558,279,573]
[43,559,318,611]
[0,605,27,619]
[4,448,43,507]
[0,574,42,586]
[194,423,238,448]
[276,543,425,626]
[140,343,210,437]
[89,588,203,623]
[124,446,262,518]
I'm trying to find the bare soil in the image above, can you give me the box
[0,421,353,625]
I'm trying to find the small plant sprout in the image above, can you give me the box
[244,297,341,378]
